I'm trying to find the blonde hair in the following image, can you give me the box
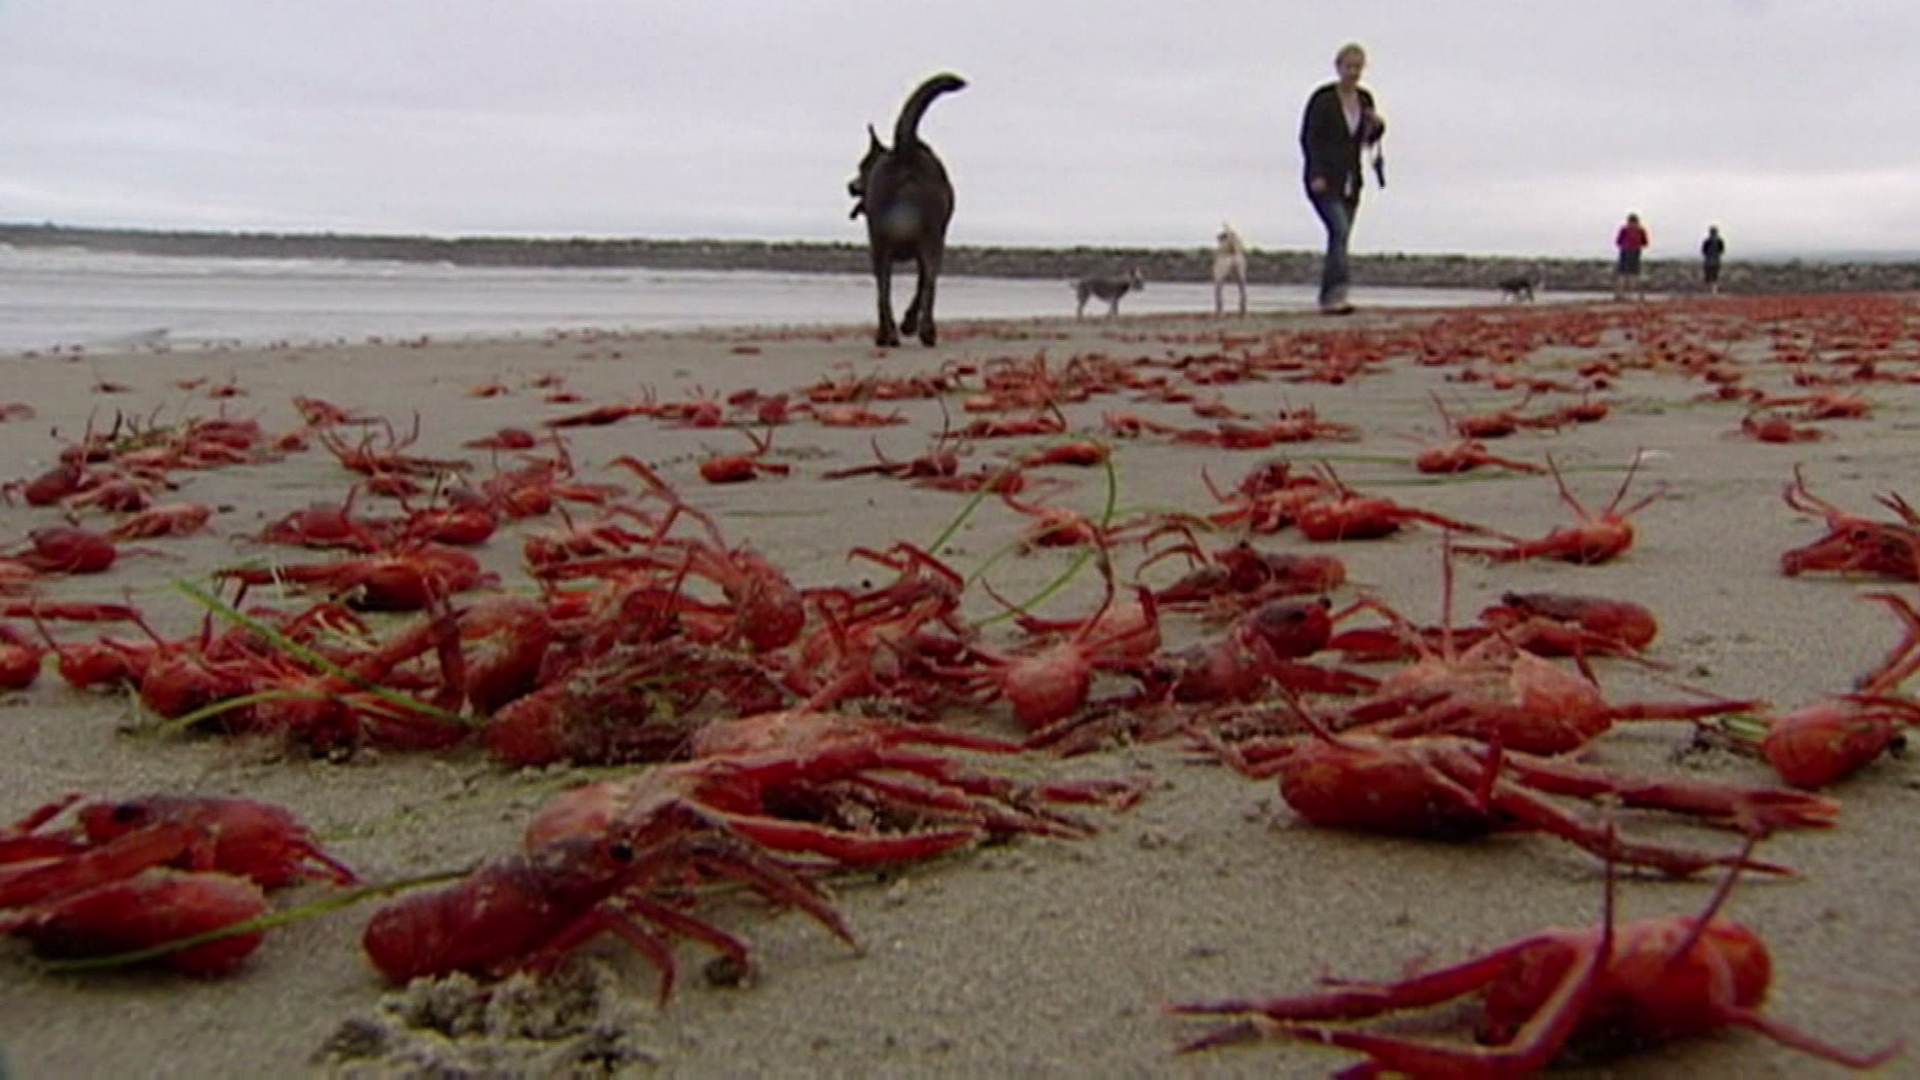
[1335,43,1366,66]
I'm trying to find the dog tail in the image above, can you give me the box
[893,72,967,148]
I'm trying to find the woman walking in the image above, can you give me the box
[1299,43,1386,315]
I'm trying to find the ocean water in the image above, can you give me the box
[0,244,1589,355]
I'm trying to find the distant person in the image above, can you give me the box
[1300,42,1386,315]
[1614,212,1649,301]
[1701,225,1726,294]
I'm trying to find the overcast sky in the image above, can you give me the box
[4,1,1918,258]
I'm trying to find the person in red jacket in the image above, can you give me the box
[1614,212,1650,301]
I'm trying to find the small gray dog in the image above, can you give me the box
[1496,274,1539,302]
[1073,268,1145,319]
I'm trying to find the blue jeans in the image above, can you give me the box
[1309,191,1358,306]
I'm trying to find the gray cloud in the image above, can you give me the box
[3,1,1917,256]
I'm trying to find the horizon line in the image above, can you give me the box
[4,221,1918,265]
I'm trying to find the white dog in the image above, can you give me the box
[1212,222,1249,316]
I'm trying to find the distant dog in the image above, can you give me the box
[1074,269,1145,319]
[1212,222,1249,316]
[848,72,966,347]
[1497,274,1538,302]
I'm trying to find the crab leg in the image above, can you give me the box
[1167,939,1540,1050]
[0,795,86,862]
[1487,783,1795,877]
[615,895,746,1002]
[513,903,677,987]
[1499,755,1838,835]
[719,811,980,866]
[1606,696,1767,723]
[1854,591,1920,691]
[848,773,1090,839]
[669,835,861,950]
[1721,1009,1906,1070]
[0,821,195,907]
[1268,939,1601,1076]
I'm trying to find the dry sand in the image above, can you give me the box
[0,298,1915,1079]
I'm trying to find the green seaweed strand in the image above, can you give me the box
[970,451,1119,629]
[154,688,323,738]
[171,579,476,728]
[922,455,1028,556]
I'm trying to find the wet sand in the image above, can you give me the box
[0,299,1915,1078]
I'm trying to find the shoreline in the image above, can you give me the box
[8,222,1920,296]
[0,257,1608,359]
[0,296,1610,364]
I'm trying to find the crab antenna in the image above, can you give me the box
[1599,810,1619,967]
[1665,833,1759,967]
[1085,529,1119,626]
[1606,447,1647,515]
[1275,683,1343,745]
[1472,737,1504,808]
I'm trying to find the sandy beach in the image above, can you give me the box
[0,297,1915,1079]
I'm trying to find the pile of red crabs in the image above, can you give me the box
[4,293,1917,1075]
